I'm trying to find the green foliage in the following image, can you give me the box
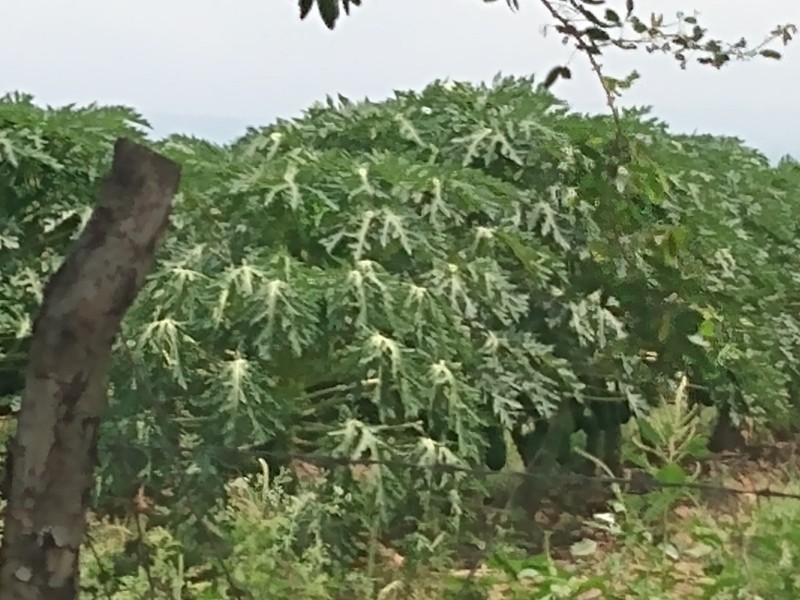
[2,76,800,575]
[74,453,800,599]
[107,76,659,518]
[0,93,150,410]
[80,466,364,599]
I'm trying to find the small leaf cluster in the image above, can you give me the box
[297,0,795,74]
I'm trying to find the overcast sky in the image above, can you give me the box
[2,0,798,159]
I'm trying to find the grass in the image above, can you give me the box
[70,435,800,600]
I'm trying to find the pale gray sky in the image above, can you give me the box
[2,0,798,159]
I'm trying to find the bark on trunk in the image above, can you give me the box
[0,139,180,600]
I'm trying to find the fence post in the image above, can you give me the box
[0,139,181,600]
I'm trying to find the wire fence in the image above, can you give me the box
[97,436,800,502]
[77,434,800,600]
[0,419,791,600]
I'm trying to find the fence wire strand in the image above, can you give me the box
[83,433,800,600]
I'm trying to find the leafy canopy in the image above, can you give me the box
[3,79,800,533]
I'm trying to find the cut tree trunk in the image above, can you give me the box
[0,139,180,600]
